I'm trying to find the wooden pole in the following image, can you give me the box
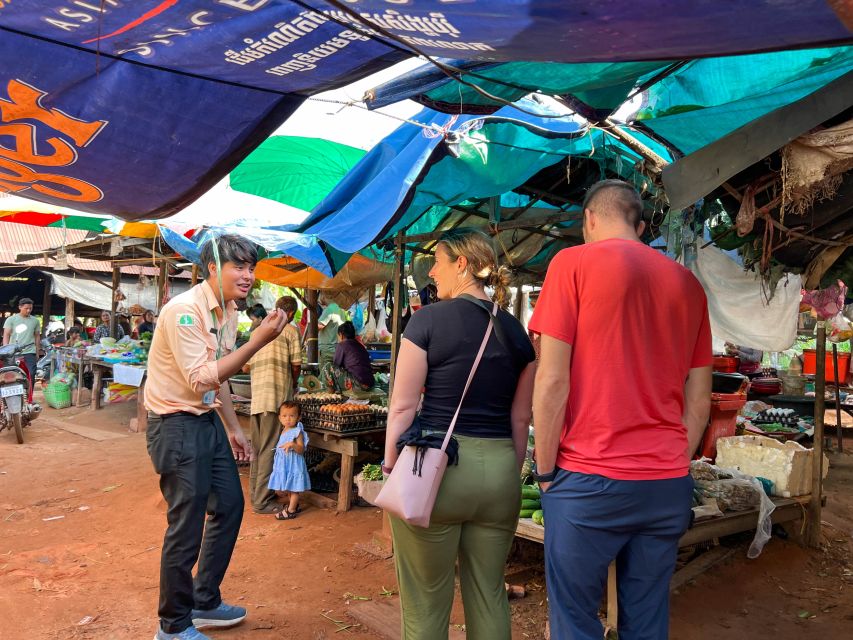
[513,285,524,321]
[190,264,199,287]
[110,265,120,339]
[389,231,406,397]
[832,344,844,453]
[64,298,75,331]
[156,260,168,312]
[807,321,826,548]
[306,288,319,365]
[41,273,52,335]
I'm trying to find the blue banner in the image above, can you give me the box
[0,1,849,220]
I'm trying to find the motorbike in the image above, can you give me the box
[0,344,42,444]
[35,337,57,383]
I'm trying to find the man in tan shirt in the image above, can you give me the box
[145,235,287,640]
[245,295,302,513]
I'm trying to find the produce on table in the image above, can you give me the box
[360,463,383,482]
[532,510,544,526]
[519,483,542,522]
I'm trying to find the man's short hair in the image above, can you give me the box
[18,297,33,307]
[198,234,258,278]
[582,179,644,228]
[276,296,298,316]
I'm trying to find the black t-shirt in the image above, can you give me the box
[403,298,535,438]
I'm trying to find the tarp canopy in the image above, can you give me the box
[255,254,394,291]
[637,46,853,156]
[48,270,191,312]
[0,2,849,220]
[286,96,671,274]
[229,136,367,211]
[366,59,676,116]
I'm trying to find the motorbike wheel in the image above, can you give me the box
[11,412,23,444]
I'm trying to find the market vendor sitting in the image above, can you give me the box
[321,321,374,393]
[65,326,85,348]
[725,342,764,375]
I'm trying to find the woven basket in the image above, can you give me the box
[44,382,72,409]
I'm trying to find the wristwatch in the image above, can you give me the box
[531,466,557,483]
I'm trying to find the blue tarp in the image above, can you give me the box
[292,99,584,266]
[0,2,849,220]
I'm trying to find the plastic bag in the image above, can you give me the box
[828,311,853,343]
[693,463,776,558]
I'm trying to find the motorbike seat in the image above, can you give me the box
[0,344,19,357]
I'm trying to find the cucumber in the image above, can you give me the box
[521,486,540,500]
[532,509,544,526]
[521,499,541,510]
[519,509,536,518]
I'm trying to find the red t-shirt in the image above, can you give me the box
[529,239,712,480]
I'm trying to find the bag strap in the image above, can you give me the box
[458,294,510,353]
[440,302,496,453]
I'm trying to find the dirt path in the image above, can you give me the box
[0,400,851,639]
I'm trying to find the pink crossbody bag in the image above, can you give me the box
[374,303,495,528]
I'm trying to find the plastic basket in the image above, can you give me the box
[44,382,72,409]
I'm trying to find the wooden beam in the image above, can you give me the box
[41,273,52,333]
[64,298,75,331]
[306,288,319,364]
[156,260,167,312]
[110,265,120,338]
[190,264,199,286]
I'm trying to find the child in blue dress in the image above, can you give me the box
[268,400,311,520]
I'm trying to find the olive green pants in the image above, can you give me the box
[389,435,520,640]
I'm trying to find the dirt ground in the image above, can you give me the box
[0,398,851,640]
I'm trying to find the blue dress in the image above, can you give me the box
[268,423,311,493]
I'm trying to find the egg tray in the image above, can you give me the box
[752,413,800,425]
[295,395,345,411]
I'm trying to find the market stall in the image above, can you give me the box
[233,393,388,513]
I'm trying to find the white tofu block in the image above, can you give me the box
[715,435,829,498]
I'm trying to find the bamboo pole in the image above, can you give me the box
[807,321,826,548]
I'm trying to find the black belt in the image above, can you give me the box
[148,410,213,420]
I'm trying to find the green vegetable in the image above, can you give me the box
[519,509,536,518]
[521,486,540,500]
[521,499,541,510]
[361,464,384,482]
[532,510,544,526]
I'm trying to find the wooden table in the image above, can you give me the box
[304,425,385,513]
[234,413,384,513]
[89,359,148,433]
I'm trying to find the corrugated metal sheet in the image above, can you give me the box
[0,222,166,275]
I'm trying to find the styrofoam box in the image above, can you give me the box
[716,435,829,498]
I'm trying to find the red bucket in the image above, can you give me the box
[802,349,850,384]
[699,392,747,460]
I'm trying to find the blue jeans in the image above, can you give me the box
[541,469,694,640]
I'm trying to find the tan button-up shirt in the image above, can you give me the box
[145,280,238,416]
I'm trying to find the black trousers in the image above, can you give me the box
[146,411,244,633]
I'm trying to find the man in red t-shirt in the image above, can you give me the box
[529,180,712,640]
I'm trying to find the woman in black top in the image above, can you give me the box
[384,228,536,640]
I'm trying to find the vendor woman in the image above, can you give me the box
[322,321,374,393]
